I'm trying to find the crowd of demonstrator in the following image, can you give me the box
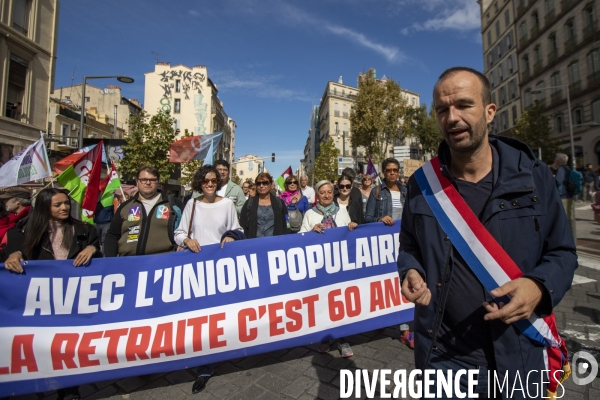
[0,158,412,398]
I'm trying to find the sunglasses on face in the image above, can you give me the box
[202,178,218,185]
[256,180,270,186]
[338,184,352,190]
[286,181,298,185]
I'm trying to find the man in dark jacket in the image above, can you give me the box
[398,67,577,398]
[104,166,181,257]
[583,163,595,202]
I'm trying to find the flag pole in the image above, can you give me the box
[40,131,54,188]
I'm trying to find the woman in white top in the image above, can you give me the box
[174,164,243,251]
[300,180,356,233]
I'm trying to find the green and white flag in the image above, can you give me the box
[0,133,51,189]
[100,161,122,207]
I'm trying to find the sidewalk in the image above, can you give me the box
[6,207,600,400]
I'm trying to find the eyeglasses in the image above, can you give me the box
[138,178,158,184]
[202,178,218,185]
[286,181,298,185]
[385,168,399,173]
[256,180,270,186]
[338,184,352,190]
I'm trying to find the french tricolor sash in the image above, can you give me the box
[414,157,570,398]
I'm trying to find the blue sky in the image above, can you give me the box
[54,0,483,176]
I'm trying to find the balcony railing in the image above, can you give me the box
[588,72,600,89]
[561,0,575,13]
[334,111,340,117]
[569,80,582,94]
[564,37,577,53]
[550,90,563,105]
[584,20,598,41]
[548,49,558,63]
[343,112,348,119]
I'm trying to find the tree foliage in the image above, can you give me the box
[120,110,178,182]
[350,75,407,163]
[314,138,339,182]
[512,101,561,165]
[178,129,203,187]
[402,103,442,157]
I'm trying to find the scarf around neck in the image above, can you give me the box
[280,190,299,206]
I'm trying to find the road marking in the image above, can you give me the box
[578,254,600,271]
[573,275,596,285]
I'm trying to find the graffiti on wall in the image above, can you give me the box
[158,69,208,135]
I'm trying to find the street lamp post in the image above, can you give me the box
[78,75,134,149]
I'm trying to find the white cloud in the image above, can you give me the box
[277,3,405,64]
[212,71,315,102]
[188,10,200,17]
[402,0,481,34]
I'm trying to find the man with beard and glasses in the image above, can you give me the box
[398,67,577,399]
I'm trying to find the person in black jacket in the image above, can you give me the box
[334,173,362,226]
[4,188,99,273]
[336,168,364,224]
[240,172,290,238]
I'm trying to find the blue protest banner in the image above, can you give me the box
[0,222,413,396]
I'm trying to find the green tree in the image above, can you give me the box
[231,168,242,185]
[512,101,560,165]
[314,137,338,182]
[350,75,407,163]
[402,103,442,156]
[120,110,178,182]
[178,129,203,187]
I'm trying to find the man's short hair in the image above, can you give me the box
[214,160,230,170]
[13,197,31,206]
[435,66,492,106]
[382,158,400,171]
[555,153,568,165]
[137,166,160,181]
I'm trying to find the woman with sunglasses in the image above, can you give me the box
[279,174,309,232]
[359,174,374,214]
[334,174,360,230]
[173,164,243,394]
[174,164,243,253]
[364,158,406,225]
[240,172,290,238]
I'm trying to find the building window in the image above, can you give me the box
[545,0,554,13]
[555,115,564,133]
[588,49,600,73]
[519,22,528,40]
[508,54,514,73]
[12,0,30,35]
[343,104,348,118]
[550,72,561,88]
[592,99,600,122]
[548,33,557,55]
[490,71,495,87]
[505,9,510,26]
[496,20,501,38]
[568,61,580,84]
[174,99,181,114]
[532,11,540,30]
[6,54,28,120]
[488,31,492,47]
[85,97,90,103]
[524,89,532,107]
[512,105,517,125]
[584,4,595,27]
[499,86,506,105]
[488,53,493,68]
[501,111,508,130]
[60,123,70,141]
[565,19,576,42]
[509,79,517,99]
[522,55,530,74]
[573,108,583,125]
[534,46,543,66]
[175,80,181,93]
[535,81,546,103]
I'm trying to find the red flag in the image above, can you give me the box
[169,136,204,163]
[80,142,103,222]
[53,147,92,174]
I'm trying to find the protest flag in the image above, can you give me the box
[276,166,293,190]
[169,132,223,163]
[100,161,123,207]
[56,142,103,222]
[0,133,52,189]
[366,156,378,179]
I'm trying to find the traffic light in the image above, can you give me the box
[271,153,275,162]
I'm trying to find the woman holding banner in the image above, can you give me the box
[299,180,355,357]
[173,164,244,394]
[240,172,290,238]
[4,188,99,273]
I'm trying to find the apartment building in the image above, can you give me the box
[144,62,235,164]
[0,0,59,165]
